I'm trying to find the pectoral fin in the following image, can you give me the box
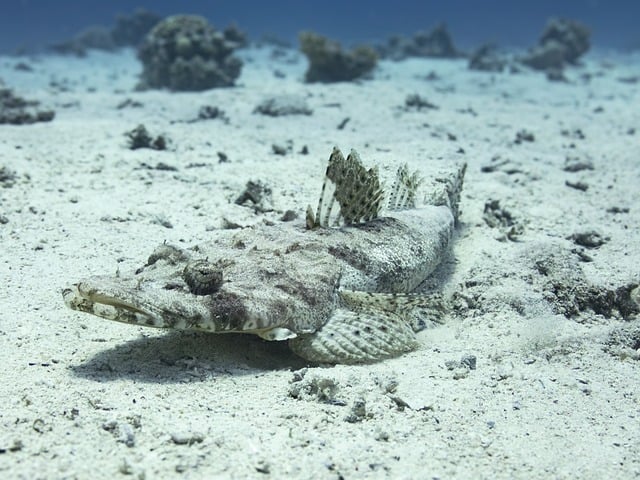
[288,308,418,364]
[289,290,448,364]
[339,290,448,332]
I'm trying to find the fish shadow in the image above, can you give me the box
[70,331,308,384]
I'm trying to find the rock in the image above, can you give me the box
[404,94,438,111]
[234,180,274,213]
[546,68,568,82]
[255,461,271,474]
[337,117,350,130]
[0,88,55,125]
[515,130,535,143]
[14,62,33,72]
[455,241,639,322]
[137,15,243,91]
[380,24,461,60]
[469,44,506,72]
[521,18,590,71]
[461,354,477,370]
[344,398,368,423]
[51,26,116,56]
[198,105,227,121]
[272,144,288,155]
[0,166,17,188]
[563,156,594,172]
[565,180,589,192]
[170,431,205,445]
[112,8,162,47]
[568,231,607,249]
[103,419,136,447]
[410,24,459,57]
[605,320,640,360]
[453,368,469,380]
[223,24,248,49]
[50,9,161,56]
[280,210,298,222]
[445,354,477,379]
[482,199,524,241]
[288,369,342,404]
[116,98,144,109]
[299,31,377,83]
[118,423,135,447]
[521,40,567,71]
[254,94,312,116]
[539,18,590,64]
[125,124,167,150]
[530,243,638,319]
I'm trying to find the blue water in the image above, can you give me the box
[1,0,639,54]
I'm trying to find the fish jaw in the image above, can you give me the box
[62,276,217,331]
[62,273,297,337]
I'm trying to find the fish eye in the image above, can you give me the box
[183,260,223,295]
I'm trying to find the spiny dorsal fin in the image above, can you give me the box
[387,164,423,211]
[306,147,385,229]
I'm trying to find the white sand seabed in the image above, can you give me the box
[0,46,639,478]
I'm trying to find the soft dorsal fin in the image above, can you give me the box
[306,147,385,228]
[387,163,423,210]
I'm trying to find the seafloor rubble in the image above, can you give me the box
[0,87,54,125]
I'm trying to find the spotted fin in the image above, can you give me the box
[387,164,423,210]
[306,147,385,229]
[288,308,418,364]
[339,290,447,332]
[288,290,446,364]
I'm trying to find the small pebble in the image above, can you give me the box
[255,460,271,474]
[171,431,205,445]
[272,144,287,155]
[461,354,477,370]
[119,423,135,447]
[569,231,607,248]
[453,368,469,380]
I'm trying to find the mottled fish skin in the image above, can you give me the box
[63,206,452,330]
[63,148,466,363]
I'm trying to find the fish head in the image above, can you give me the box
[63,243,243,331]
[63,241,340,337]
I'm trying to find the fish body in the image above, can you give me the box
[64,148,466,363]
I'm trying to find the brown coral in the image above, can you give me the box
[299,31,377,83]
[137,15,243,91]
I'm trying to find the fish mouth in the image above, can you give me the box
[62,276,214,330]
[63,277,267,335]
[63,283,162,327]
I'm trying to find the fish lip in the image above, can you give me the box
[63,280,215,331]
[63,283,159,326]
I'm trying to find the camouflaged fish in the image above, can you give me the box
[63,147,466,364]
